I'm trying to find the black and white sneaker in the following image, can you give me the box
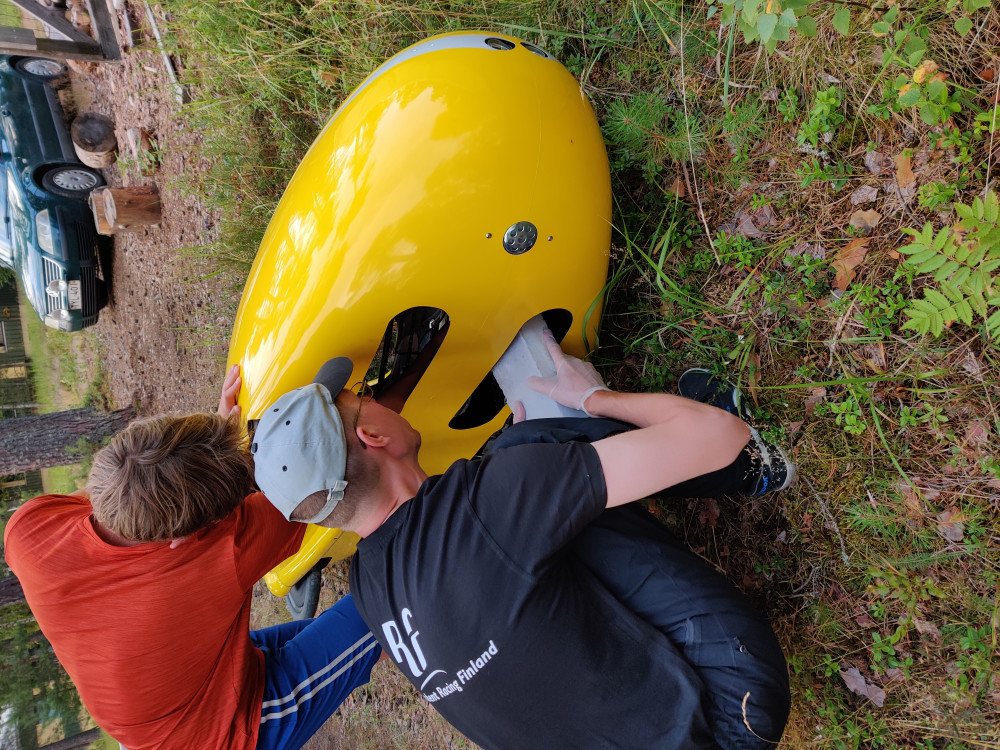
[678,368,795,495]
[746,426,796,495]
[677,368,752,421]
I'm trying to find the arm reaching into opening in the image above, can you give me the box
[526,330,750,508]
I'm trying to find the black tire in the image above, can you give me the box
[13,57,67,80]
[284,558,331,620]
[40,165,104,200]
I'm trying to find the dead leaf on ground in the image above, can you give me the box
[865,150,892,174]
[856,613,876,628]
[849,209,882,233]
[881,667,907,686]
[976,67,995,83]
[724,204,780,240]
[698,497,721,527]
[964,421,990,446]
[893,153,916,189]
[864,342,887,371]
[319,68,342,86]
[850,185,880,205]
[914,618,942,643]
[804,386,827,417]
[840,667,887,707]
[832,238,870,290]
[786,242,826,264]
[667,176,685,198]
[962,351,984,381]
[898,482,924,521]
[937,507,966,542]
[730,211,765,240]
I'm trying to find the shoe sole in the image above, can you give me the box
[749,426,796,494]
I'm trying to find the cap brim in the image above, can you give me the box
[313,357,355,396]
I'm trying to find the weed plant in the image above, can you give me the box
[161,0,1000,745]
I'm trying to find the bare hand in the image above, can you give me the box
[218,364,242,418]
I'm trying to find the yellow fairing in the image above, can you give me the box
[228,32,611,596]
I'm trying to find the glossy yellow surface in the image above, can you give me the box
[229,32,611,595]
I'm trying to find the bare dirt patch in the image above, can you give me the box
[68,41,234,415]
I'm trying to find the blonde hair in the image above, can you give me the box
[89,413,255,542]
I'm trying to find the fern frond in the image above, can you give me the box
[899,190,1000,338]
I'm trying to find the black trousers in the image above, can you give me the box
[488,418,790,750]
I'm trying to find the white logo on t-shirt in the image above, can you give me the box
[382,607,501,702]
[382,607,428,677]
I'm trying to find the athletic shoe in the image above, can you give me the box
[747,426,796,495]
[678,368,795,494]
[677,368,752,421]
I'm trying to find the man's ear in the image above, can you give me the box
[357,425,390,449]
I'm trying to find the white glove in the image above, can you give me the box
[525,329,609,416]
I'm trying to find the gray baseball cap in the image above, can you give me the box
[251,357,356,524]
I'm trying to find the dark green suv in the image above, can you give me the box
[0,56,107,331]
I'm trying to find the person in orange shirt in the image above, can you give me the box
[3,366,381,750]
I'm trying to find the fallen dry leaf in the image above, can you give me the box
[833,238,870,290]
[698,497,721,527]
[804,386,827,417]
[912,60,938,84]
[319,68,342,86]
[881,667,907,686]
[733,211,766,240]
[849,209,883,233]
[893,153,916,189]
[898,482,924,520]
[850,185,880,205]
[786,242,826,262]
[964,421,990,446]
[937,507,966,542]
[841,667,886,707]
[856,613,876,628]
[667,176,685,198]
[977,67,995,83]
[914,618,942,643]
[865,150,892,174]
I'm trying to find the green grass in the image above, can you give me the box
[159,0,999,746]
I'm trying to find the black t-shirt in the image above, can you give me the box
[350,442,716,749]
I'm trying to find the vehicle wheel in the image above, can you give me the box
[41,165,104,200]
[13,57,67,80]
[284,558,331,621]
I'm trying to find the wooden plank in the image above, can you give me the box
[21,38,105,62]
[6,0,96,46]
[85,0,120,61]
[0,26,37,51]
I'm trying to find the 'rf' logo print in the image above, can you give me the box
[382,607,428,678]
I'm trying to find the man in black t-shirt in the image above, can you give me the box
[252,338,791,749]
